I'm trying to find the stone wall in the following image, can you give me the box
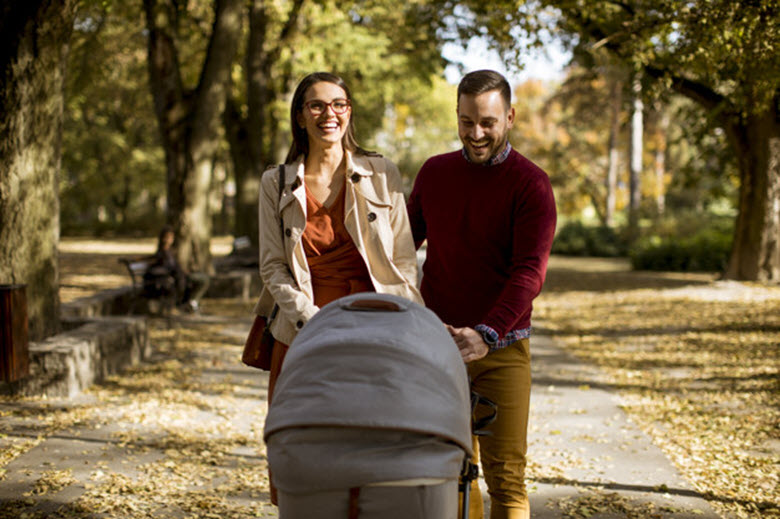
[1,270,260,398]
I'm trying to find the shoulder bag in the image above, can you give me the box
[241,165,286,370]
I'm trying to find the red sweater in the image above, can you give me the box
[407,149,556,338]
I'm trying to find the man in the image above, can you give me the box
[407,70,556,519]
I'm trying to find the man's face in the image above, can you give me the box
[457,90,515,164]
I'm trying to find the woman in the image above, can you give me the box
[253,72,422,501]
[145,225,209,312]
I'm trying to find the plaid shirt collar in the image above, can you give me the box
[462,141,512,166]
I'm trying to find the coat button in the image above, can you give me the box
[350,173,361,183]
[296,320,304,329]
[285,228,292,237]
[367,212,377,222]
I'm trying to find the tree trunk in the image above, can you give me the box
[627,75,643,238]
[144,0,242,273]
[224,99,257,240]
[638,65,779,281]
[0,1,75,341]
[654,109,669,215]
[605,79,621,227]
[586,186,606,226]
[724,113,780,281]
[229,0,271,246]
[227,0,305,248]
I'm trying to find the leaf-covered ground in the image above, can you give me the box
[0,299,278,518]
[535,256,780,519]
[0,238,272,517]
[2,240,777,518]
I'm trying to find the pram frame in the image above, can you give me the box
[459,390,498,519]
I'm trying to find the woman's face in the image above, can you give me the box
[162,231,174,250]
[296,81,351,151]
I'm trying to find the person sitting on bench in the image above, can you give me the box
[144,225,210,313]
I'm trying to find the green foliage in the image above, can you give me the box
[630,231,732,273]
[552,221,628,257]
[630,216,734,272]
[373,75,459,183]
[277,1,450,157]
[62,1,166,235]
[662,98,740,209]
[543,0,780,114]
[552,212,734,272]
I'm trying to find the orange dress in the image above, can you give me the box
[269,181,375,391]
[267,181,375,504]
[302,182,375,307]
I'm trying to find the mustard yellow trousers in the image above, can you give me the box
[464,338,531,519]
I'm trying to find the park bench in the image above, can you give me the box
[118,256,177,316]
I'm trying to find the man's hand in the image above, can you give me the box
[446,325,489,363]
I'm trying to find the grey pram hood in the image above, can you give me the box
[264,293,472,455]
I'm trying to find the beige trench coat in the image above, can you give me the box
[252,151,423,345]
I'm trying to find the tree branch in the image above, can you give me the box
[561,6,732,118]
[279,0,305,43]
[643,64,728,114]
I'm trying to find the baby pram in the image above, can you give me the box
[264,293,474,518]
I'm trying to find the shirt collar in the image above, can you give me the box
[462,141,512,166]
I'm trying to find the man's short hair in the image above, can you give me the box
[457,70,512,109]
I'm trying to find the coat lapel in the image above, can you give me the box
[278,159,307,216]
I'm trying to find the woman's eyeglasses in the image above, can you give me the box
[304,99,351,116]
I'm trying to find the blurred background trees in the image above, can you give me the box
[64,1,165,236]
[533,0,779,280]
[2,0,778,337]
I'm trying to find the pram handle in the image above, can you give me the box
[342,298,404,312]
[470,391,497,436]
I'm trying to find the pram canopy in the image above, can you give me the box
[264,293,472,454]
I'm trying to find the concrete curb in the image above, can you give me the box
[3,317,150,398]
[1,270,261,399]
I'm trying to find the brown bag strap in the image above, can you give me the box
[266,164,286,323]
[278,164,285,240]
[347,487,361,519]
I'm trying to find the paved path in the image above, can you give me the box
[523,334,720,518]
[0,311,722,518]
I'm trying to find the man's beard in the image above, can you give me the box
[463,134,507,164]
